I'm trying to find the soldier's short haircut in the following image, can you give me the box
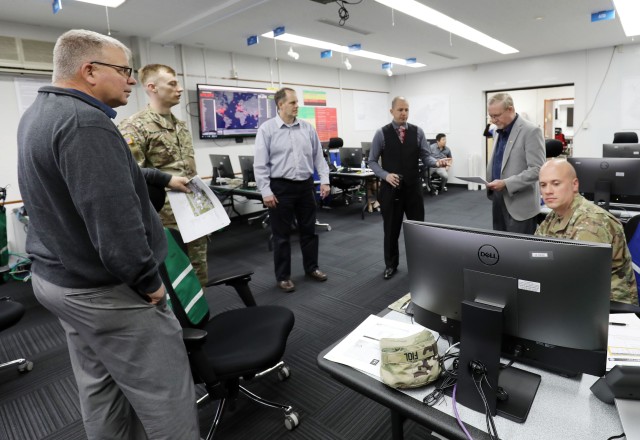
[488,93,514,110]
[274,87,295,106]
[138,64,177,87]
[53,29,131,83]
[436,133,446,142]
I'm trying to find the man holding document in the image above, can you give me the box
[119,63,208,285]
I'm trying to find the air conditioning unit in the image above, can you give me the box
[0,36,54,71]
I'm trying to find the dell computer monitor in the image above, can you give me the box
[568,157,640,209]
[404,221,611,422]
[238,155,255,187]
[209,154,235,180]
[603,143,640,158]
[339,147,363,170]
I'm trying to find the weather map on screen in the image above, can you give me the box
[197,84,277,139]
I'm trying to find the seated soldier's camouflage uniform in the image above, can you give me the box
[536,193,638,305]
[119,106,208,286]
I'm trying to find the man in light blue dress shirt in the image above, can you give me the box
[254,88,331,292]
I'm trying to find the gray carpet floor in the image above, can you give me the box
[0,186,492,440]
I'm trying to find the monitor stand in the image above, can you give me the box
[594,180,611,211]
[456,300,541,423]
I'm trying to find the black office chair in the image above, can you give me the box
[159,228,298,439]
[613,132,639,144]
[0,297,34,374]
[328,137,363,206]
[545,138,564,158]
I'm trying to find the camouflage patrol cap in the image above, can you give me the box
[380,329,440,389]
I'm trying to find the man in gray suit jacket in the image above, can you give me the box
[486,93,545,234]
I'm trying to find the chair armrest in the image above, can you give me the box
[182,328,207,347]
[205,271,257,307]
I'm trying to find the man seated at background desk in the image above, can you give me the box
[535,159,638,305]
[428,133,452,193]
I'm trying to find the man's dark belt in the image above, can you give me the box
[271,177,313,184]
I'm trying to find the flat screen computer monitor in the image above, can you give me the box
[603,143,640,158]
[360,141,372,160]
[209,154,235,180]
[238,155,255,186]
[568,157,640,209]
[404,221,611,422]
[339,147,363,170]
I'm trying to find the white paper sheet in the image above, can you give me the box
[456,176,488,185]
[323,314,426,378]
[607,313,640,370]
[167,176,230,243]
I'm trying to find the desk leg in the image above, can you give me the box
[229,195,241,217]
[390,409,405,440]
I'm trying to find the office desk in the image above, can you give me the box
[330,168,377,219]
[210,183,264,217]
[317,311,623,440]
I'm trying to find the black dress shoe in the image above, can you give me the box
[383,267,397,280]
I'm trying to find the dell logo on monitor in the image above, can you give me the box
[478,245,499,265]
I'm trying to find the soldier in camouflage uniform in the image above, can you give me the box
[535,159,638,305]
[118,64,208,286]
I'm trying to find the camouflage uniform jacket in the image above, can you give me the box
[118,106,197,225]
[535,194,638,305]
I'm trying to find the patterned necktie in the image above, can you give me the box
[397,126,406,144]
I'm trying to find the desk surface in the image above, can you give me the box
[210,183,262,200]
[317,310,623,440]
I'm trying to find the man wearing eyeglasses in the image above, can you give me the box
[17,30,200,439]
[486,93,545,234]
[118,64,208,286]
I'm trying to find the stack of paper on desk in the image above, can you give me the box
[324,315,426,379]
[607,313,640,370]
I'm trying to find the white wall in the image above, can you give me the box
[391,44,640,185]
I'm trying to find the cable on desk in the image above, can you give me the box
[452,383,474,440]
[606,434,625,440]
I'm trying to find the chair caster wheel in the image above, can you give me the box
[18,360,33,373]
[284,411,300,430]
[278,365,291,381]
[326,225,332,231]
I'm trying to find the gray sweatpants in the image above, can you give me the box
[32,274,200,440]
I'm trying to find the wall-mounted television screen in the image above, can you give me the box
[197,84,277,139]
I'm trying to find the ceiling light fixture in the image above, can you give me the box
[373,0,518,55]
[262,31,425,68]
[383,62,393,76]
[287,46,300,60]
[74,0,127,7]
[613,0,640,37]
[344,57,352,70]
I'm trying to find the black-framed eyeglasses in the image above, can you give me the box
[90,61,133,78]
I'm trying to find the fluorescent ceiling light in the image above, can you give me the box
[262,32,426,68]
[374,0,518,55]
[74,0,127,7]
[613,0,640,37]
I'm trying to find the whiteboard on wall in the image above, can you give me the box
[14,77,51,117]
[353,91,389,131]
[621,76,640,129]
[409,94,450,134]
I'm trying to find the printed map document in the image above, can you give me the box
[167,176,230,243]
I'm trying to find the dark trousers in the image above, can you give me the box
[491,190,537,234]
[379,180,425,269]
[269,178,319,281]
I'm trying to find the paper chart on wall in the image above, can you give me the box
[409,94,450,134]
[353,91,390,132]
[621,76,640,129]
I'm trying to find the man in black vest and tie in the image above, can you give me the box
[368,96,449,279]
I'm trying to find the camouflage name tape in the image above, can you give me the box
[380,329,440,389]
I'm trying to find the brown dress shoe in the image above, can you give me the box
[306,269,328,282]
[278,280,295,292]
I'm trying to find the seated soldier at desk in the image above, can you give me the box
[428,133,453,193]
[535,159,639,305]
